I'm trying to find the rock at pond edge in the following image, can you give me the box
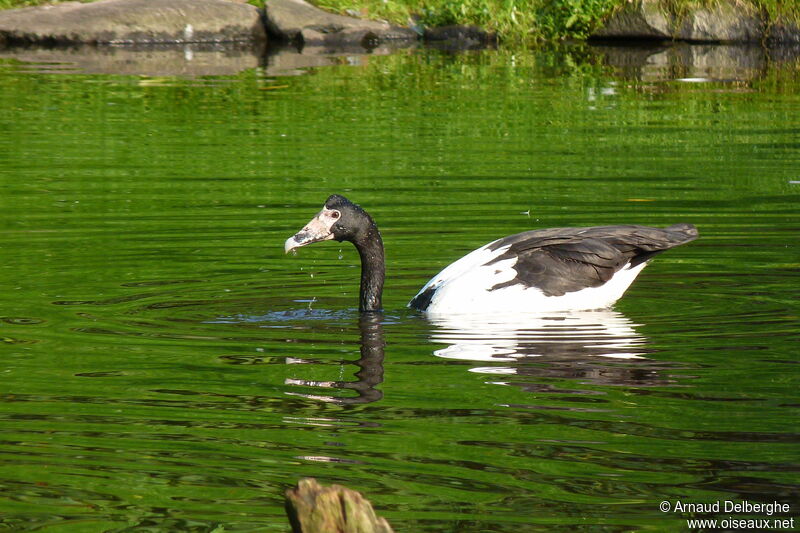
[0,0,266,45]
[592,0,777,43]
[263,0,416,46]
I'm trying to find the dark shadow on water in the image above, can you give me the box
[1,39,797,79]
[0,40,417,78]
[0,41,267,77]
[212,309,388,404]
[283,312,387,405]
[589,41,800,82]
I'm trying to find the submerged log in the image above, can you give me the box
[285,478,394,533]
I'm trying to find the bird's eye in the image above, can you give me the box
[330,211,340,219]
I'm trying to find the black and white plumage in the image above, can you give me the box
[285,195,698,314]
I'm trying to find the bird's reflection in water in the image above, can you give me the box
[284,309,680,406]
[427,310,678,388]
[285,313,386,405]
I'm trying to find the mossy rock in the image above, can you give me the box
[593,0,767,43]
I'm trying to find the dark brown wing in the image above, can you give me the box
[484,224,698,296]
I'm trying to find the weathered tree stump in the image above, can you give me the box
[285,478,394,533]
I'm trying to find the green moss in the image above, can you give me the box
[0,0,41,8]
[0,0,94,8]
[293,0,620,42]
[661,0,800,24]
[293,0,800,43]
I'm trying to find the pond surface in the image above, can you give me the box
[0,43,798,531]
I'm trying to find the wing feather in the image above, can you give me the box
[484,224,697,296]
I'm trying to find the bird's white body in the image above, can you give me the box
[410,239,648,314]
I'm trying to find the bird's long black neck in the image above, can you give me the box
[353,224,384,312]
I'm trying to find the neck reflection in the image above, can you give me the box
[286,312,386,405]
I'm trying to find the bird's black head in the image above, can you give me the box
[324,194,376,244]
[285,194,376,253]
[284,194,385,313]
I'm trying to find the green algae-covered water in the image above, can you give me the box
[0,44,798,531]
